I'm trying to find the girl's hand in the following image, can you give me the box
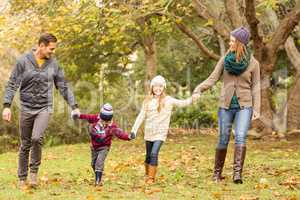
[129,132,136,140]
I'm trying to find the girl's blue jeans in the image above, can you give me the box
[145,140,164,166]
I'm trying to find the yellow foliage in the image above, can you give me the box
[204,18,214,27]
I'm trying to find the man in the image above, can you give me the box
[2,33,80,189]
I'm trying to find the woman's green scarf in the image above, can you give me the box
[224,47,252,109]
[224,47,251,75]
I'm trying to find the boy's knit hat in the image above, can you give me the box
[150,75,166,88]
[230,26,250,45]
[100,103,113,121]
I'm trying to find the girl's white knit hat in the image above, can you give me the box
[150,75,166,88]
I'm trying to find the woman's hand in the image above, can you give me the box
[192,93,201,103]
[252,112,260,121]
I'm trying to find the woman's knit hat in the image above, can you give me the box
[150,75,166,88]
[230,27,250,45]
[100,103,113,121]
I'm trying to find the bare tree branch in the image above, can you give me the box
[175,21,220,60]
[224,0,244,28]
[133,9,164,20]
[268,1,300,54]
[218,35,226,56]
[285,36,300,72]
[245,0,264,59]
[267,7,300,72]
[192,0,230,39]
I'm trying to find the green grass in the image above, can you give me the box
[0,131,299,200]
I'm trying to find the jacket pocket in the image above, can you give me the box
[20,93,32,103]
[237,91,252,102]
[34,93,48,104]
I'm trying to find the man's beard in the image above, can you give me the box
[44,53,52,59]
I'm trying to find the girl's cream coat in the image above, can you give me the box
[131,96,192,141]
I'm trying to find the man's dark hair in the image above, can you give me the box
[38,33,57,46]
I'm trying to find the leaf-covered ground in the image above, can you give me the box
[0,130,299,200]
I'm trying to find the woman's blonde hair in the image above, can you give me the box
[144,85,166,113]
[230,39,247,62]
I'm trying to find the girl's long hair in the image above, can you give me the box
[229,39,247,62]
[144,86,166,112]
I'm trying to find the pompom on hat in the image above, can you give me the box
[150,75,166,88]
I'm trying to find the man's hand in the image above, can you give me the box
[2,108,12,122]
[71,108,81,120]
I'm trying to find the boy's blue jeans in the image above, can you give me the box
[217,107,253,149]
[145,140,163,166]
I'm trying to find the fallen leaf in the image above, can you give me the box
[255,178,269,189]
[40,175,49,184]
[86,194,95,200]
[50,192,61,196]
[212,192,222,199]
[21,184,33,194]
[281,176,300,190]
[272,191,280,197]
[239,195,259,200]
[144,187,162,195]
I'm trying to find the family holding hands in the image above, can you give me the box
[2,26,260,189]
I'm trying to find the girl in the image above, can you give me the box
[193,26,261,184]
[131,75,200,184]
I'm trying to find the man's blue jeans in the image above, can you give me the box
[217,107,253,149]
[145,140,164,166]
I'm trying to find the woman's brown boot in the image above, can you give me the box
[212,148,227,182]
[233,145,246,184]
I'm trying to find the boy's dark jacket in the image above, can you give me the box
[79,114,130,150]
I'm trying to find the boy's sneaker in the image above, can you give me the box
[18,180,27,190]
[29,173,38,187]
[95,171,103,186]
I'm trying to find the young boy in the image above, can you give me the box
[72,103,135,186]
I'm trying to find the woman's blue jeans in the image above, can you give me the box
[145,140,164,166]
[217,107,253,149]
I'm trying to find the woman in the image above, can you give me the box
[193,27,261,184]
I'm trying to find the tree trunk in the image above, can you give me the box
[142,33,157,92]
[253,69,274,134]
[287,75,300,130]
[224,0,245,28]
[136,16,158,93]
[98,64,104,106]
[285,37,300,130]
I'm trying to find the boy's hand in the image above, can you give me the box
[71,109,80,120]
[129,132,136,140]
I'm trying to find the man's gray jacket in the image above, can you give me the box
[3,50,77,111]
